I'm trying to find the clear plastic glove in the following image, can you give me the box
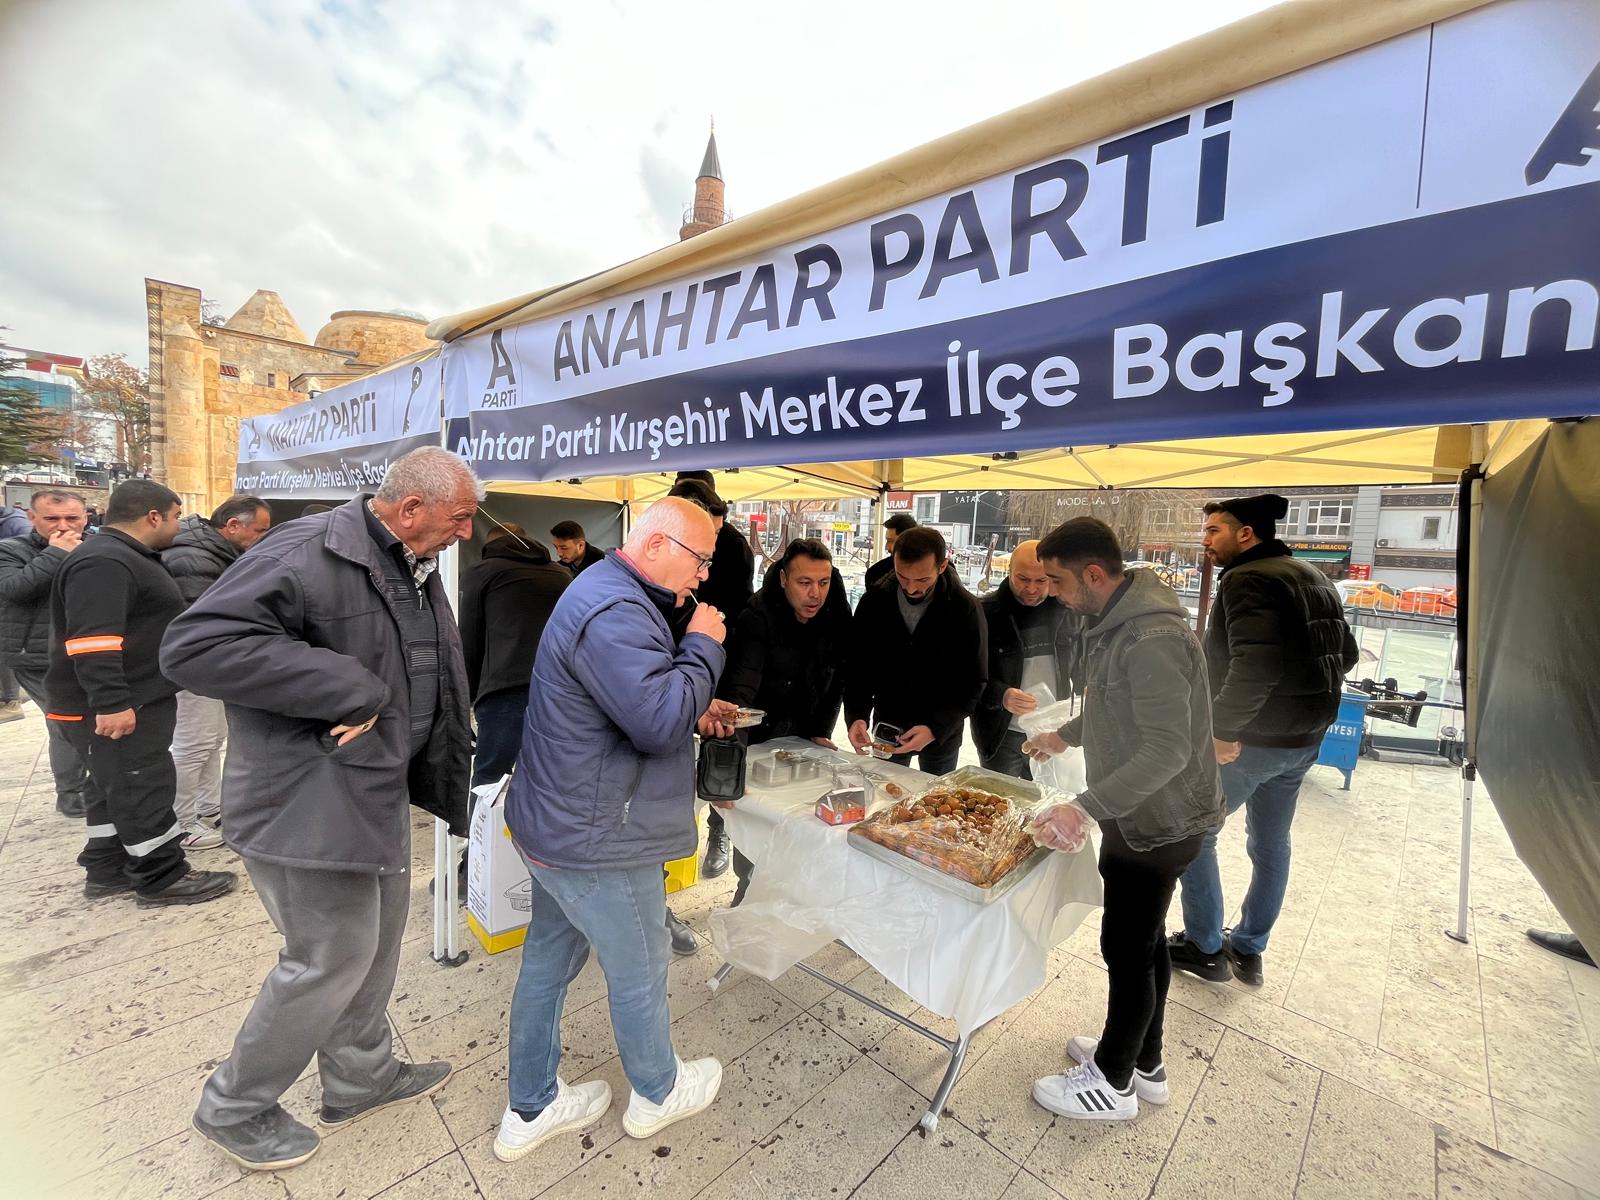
[1023,731,1068,762]
[1030,801,1092,853]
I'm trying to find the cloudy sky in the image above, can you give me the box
[1,0,1273,363]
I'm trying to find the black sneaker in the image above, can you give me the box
[319,1061,451,1127]
[1223,932,1264,986]
[56,791,87,819]
[193,1104,320,1171]
[136,869,237,907]
[84,875,134,899]
[1167,933,1233,983]
[665,907,698,956]
[701,831,731,879]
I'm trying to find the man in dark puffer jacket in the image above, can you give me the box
[459,524,570,787]
[160,496,271,848]
[713,538,852,904]
[1170,494,1358,988]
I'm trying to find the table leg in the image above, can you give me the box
[706,961,736,994]
[918,1031,973,1134]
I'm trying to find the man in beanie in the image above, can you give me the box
[1168,493,1358,987]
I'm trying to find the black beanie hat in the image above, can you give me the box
[1212,493,1290,540]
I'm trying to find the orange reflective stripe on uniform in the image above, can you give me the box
[45,713,84,722]
[64,635,125,656]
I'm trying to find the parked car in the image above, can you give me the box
[1401,586,1457,616]
[1337,580,1404,611]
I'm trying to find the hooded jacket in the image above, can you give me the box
[1060,569,1224,851]
[459,535,570,702]
[1206,540,1360,747]
[972,579,1083,759]
[717,561,852,744]
[506,551,723,871]
[160,497,472,872]
[843,568,988,746]
[699,522,755,623]
[160,514,239,606]
[0,530,69,672]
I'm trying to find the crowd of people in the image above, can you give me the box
[0,450,1388,1171]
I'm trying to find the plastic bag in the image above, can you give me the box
[1017,698,1088,800]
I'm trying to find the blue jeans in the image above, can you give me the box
[508,860,678,1112]
[472,687,528,789]
[1178,743,1319,957]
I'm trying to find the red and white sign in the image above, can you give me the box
[886,491,913,512]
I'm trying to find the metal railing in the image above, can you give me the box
[681,203,731,226]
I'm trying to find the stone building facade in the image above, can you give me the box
[145,279,431,514]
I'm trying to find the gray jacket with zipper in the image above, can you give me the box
[1060,569,1224,851]
[160,496,472,873]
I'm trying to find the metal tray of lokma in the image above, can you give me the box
[848,832,1052,905]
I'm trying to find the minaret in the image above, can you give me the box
[679,123,727,240]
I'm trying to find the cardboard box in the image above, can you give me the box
[465,780,532,954]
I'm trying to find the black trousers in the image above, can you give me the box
[889,731,962,776]
[978,730,1033,781]
[60,696,188,894]
[472,687,527,789]
[703,808,755,902]
[1094,819,1206,1089]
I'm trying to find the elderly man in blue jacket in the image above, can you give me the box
[493,496,734,1163]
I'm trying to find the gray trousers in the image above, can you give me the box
[12,666,89,802]
[197,859,409,1125]
[170,690,226,824]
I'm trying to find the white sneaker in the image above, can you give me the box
[1067,1036,1169,1105]
[492,1077,612,1163]
[1032,1059,1139,1122]
[621,1056,722,1139]
[0,701,22,724]
[180,824,225,851]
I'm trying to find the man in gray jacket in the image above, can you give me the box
[162,448,478,1172]
[1025,517,1224,1125]
[492,497,733,1164]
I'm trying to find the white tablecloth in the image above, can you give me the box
[708,739,1103,1036]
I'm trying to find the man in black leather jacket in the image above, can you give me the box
[1169,494,1358,988]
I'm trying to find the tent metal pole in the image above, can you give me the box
[872,488,888,560]
[1447,424,1486,945]
[432,379,467,966]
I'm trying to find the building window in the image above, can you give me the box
[1294,497,1353,537]
[914,495,938,522]
[265,372,277,387]
[1422,516,1441,541]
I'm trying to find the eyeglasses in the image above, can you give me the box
[663,533,714,573]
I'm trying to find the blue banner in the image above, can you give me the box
[451,182,1599,481]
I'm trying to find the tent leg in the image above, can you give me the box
[431,818,468,966]
[1446,761,1475,944]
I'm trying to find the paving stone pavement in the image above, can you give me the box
[0,700,1595,1199]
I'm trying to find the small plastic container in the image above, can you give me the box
[790,758,823,783]
[869,721,905,759]
[749,757,794,787]
[731,707,766,729]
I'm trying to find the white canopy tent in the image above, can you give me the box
[333,0,1597,960]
